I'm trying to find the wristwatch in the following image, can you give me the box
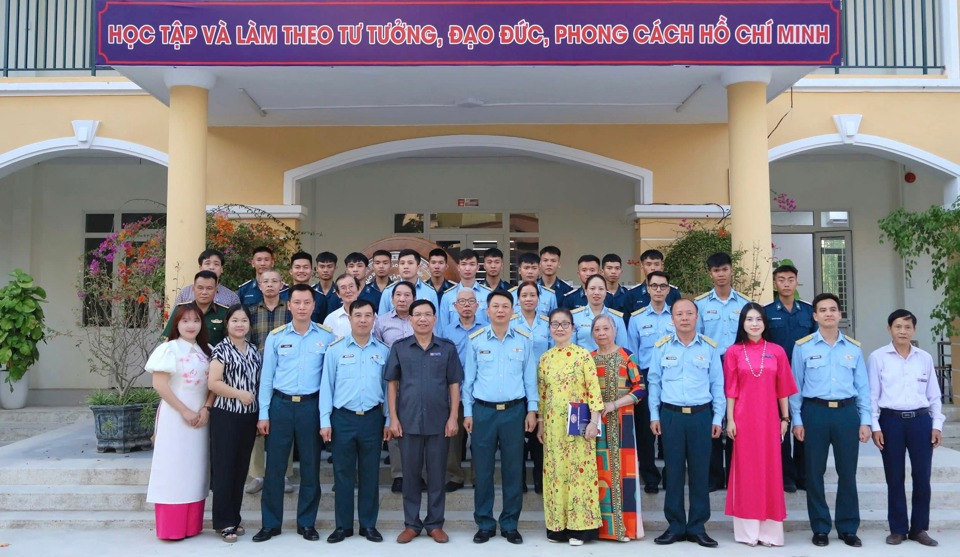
[780,416,791,424]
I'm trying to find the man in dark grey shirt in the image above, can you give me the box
[385,299,463,544]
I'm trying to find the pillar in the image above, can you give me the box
[723,69,774,303]
[163,69,215,306]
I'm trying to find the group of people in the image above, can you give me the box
[143,244,945,549]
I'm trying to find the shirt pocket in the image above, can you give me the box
[660,357,681,382]
[478,351,495,363]
[338,355,357,366]
[701,310,720,323]
[508,347,525,362]
[805,356,827,370]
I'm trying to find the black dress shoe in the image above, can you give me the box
[297,526,320,541]
[654,531,684,545]
[534,483,542,494]
[391,478,403,493]
[502,530,523,545]
[445,481,464,493]
[784,482,798,493]
[522,483,528,493]
[252,527,281,542]
[644,484,660,494]
[420,478,428,492]
[708,484,725,493]
[812,533,829,546]
[358,527,383,542]
[687,533,719,548]
[473,529,495,543]
[325,527,352,543]
[838,533,862,547]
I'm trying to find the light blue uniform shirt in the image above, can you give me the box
[438,318,486,367]
[626,304,675,370]
[509,313,553,360]
[571,306,628,353]
[647,333,725,426]
[319,335,391,428]
[695,288,750,355]
[378,279,439,316]
[508,284,558,317]
[462,327,539,418]
[789,331,871,427]
[258,321,336,420]
[438,282,492,330]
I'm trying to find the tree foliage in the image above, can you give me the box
[0,269,47,384]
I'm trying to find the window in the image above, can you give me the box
[394,213,424,233]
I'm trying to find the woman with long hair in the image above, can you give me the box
[145,302,215,540]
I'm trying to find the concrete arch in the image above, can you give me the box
[0,136,168,180]
[283,134,654,206]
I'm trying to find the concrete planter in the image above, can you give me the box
[0,369,29,410]
[89,404,155,453]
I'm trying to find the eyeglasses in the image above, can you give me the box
[411,312,434,319]
[648,283,670,291]
[549,321,572,330]
[454,299,478,306]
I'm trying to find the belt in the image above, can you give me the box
[334,403,383,416]
[474,398,525,411]
[881,407,929,419]
[273,389,319,403]
[662,402,710,415]
[804,396,856,409]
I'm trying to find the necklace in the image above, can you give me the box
[743,340,767,378]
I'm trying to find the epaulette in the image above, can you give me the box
[797,299,813,307]
[510,313,520,320]
[795,333,815,346]
[387,280,400,289]
[655,334,672,348]
[564,289,579,297]
[542,285,555,293]
[215,303,230,309]
[631,306,649,317]
[270,324,287,334]
[843,334,861,347]
[701,335,718,348]
[443,284,458,294]
[514,328,531,339]
[539,314,549,322]
[469,327,487,340]
[328,337,344,346]
[508,286,518,292]
[239,279,254,287]
[570,306,586,314]
[694,292,710,301]
[317,323,334,333]
[479,284,493,291]
[608,309,623,317]
[177,300,194,306]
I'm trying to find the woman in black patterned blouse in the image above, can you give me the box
[208,304,263,542]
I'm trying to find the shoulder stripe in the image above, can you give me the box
[514,328,531,338]
[510,313,519,320]
[317,324,334,333]
[469,327,487,340]
[700,335,718,348]
[444,284,458,293]
[508,286,518,292]
[215,303,230,309]
[570,306,586,314]
[795,333,815,346]
[655,334,672,348]
[479,284,493,292]
[608,309,623,317]
[539,314,550,322]
[631,306,649,316]
[844,335,861,347]
[542,285,555,293]
[694,292,709,301]
[270,324,287,334]
[328,337,344,346]
[239,279,254,287]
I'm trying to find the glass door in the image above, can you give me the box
[814,231,854,336]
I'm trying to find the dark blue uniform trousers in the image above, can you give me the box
[399,432,449,532]
[634,369,661,488]
[878,409,933,535]
[802,402,860,535]
[331,407,384,530]
[661,407,712,535]
[262,393,322,529]
[472,403,525,532]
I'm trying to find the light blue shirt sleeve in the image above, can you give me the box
[626,315,642,358]
[319,342,337,428]
[613,315,629,350]
[462,338,478,418]
[853,347,871,426]
[708,346,725,426]
[378,284,394,315]
[648,343,663,422]
[789,344,806,426]
[523,336,539,412]
[695,298,706,335]
[258,330,279,420]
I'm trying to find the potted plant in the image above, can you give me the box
[77,217,166,452]
[0,269,47,409]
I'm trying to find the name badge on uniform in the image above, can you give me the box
[280,344,293,349]
[706,310,718,314]
[479,350,491,354]
[810,355,821,360]
[342,354,355,359]
[429,352,442,357]
[666,356,677,361]
[770,317,782,320]
[641,324,653,329]
[513,348,523,352]
[211,319,223,324]
[732,310,741,315]
[919,377,928,383]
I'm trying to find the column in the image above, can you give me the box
[723,69,773,304]
[163,69,215,306]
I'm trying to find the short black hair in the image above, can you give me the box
[646,271,670,284]
[639,249,664,262]
[518,252,540,266]
[409,299,436,315]
[349,298,376,315]
[457,249,479,263]
[540,245,561,258]
[290,251,312,266]
[398,248,421,263]
[812,292,841,311]
[601,253,622,266]
[887,308,917,327]
[287,283,314,298]
[484,248,504,260]
[517,281,540,298]
[252,246,274,257]
[372,249,392,260]
[706,252,732,269]
[316,251,338,265]
[578,254,601,266]
[548,307,574,323]
[198,248,225,266]
[773,264,799,278]
[344,252,367,266]
[487,289,513,305]
[194,270,219,284]
[393,280,416,297]
[334,273,361,291]
[428,248,448,261]
[224,303,252,324]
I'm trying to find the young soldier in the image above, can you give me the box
[480,247,511,292]
[282,251,323,323]
[510,252,557,316]
[378,249,439,315]
[601,253,631,315]
[359,250,393,309]
[344,252,369,282]
[628,249,681,314]
[560,254,601,310]
[439,249,491,330]
[537,245,573,299]
[426,248,456,303]
[313,252,339,323]
[237,246,278,306]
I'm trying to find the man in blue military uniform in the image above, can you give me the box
[601,253,631,315]
[694,251,750,491]
[319,298,390,544]
[312,251,340,323]
[480,248,511,293]
[560,254,600,310]
[510,252,557,316]
[537,245,573,299]
[790,293,871,548]
[626,271,675,494]
[426,248,456,303]
[237,246,279,306]
[648,298,724,548]
[253,284,336,543]
[282,251,323,323]
[439,249,491,330]
[764,264,816,492]
[627,249,681,318]
[463,290,538,545]
[359,250,393,309]
[379,249,439,315]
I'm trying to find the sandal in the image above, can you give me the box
[220,527,238,543]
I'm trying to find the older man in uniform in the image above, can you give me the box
[237,246,277,306]
[359,249,393,309]
[162,270,228,345]
[463,290,538,545]
[790,293,871,548]
[648,298,724,548]
[439,249,491,330]
[379,249,439,315]
[320,299,390,544]
[386,299,463,544]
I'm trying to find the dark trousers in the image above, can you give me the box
[803,402,860,535]
[399,432,449,532]
[634,374,661,487]
[661,407,712,535]
[262,393,322,529]
[472,403,525,532]
[523,431,543,489]
[879,410,933,535]
[782,435,806,488]
[709,428,732,489]
[210,408,258,530]
[331,407,383,530]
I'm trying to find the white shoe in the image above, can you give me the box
[568,538,584,546]
[284,477,294,493]
[244,477,264,494]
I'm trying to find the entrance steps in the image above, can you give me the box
[0,406,88,447]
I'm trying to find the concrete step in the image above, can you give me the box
[0,406,89,424]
